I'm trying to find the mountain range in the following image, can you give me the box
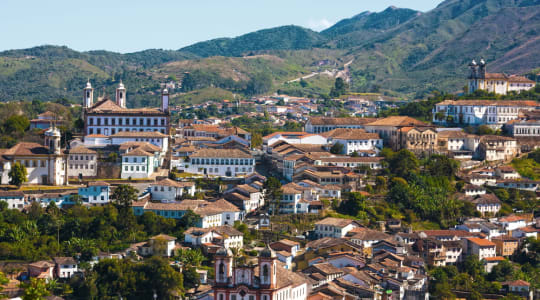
[0,0,539,105]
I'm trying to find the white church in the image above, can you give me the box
[468,59,536,95]
[0,126,67,185]
[81,81,171,150]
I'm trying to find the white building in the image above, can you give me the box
[54,257,78,279]
[323,128,382,155]
[67,146,97,178]
[150,178,196,201]
[497,215,527,232]
[110,131,169,153]
[83,81,170,137]
[184,226,244,250]
[0,126,66,186]
[507,119,540,137]
[467,59,536,95]
[224,184,264,213]
[139,234,176,257]
[262,132,327,153]
[432,100,538,128]
[305,117,374,134]
[478,135,519,162]
[314,217,361,239]
[181,149,255,177]
[78,181,111,205]
[463,237,496,260]
[0,191,25,210]
[121,148,155,179]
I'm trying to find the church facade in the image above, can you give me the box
[213,247,308,300]
[468,59,535,95]
[0,126,67,185]
[82,81,170,137]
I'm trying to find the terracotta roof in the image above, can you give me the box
[53,257,77,265]
[501,280,530,287]
[469,194,501,205]
[348,228,390,241]
[119,142,161,152]
[323,128,380,140]
[420,230,474,238]
[318,156,383,163]
[123,148,152,157]
[38,111,56,118]
[88,99,167,116]
[110,131,167,138]
[85,134,107,138]
[281,182,304,194]
[365,116,427,127]
[151,178,195,188]
[483,256,505,262]
[4,142,50,156]
[507,75,535,83]
[29,261,54,268]
[316,217,357,227]
[466,237,495,247]
[0,191,25,197]
[499,215,526,222]
[308,117,376,126]
[69,145,97,154]
[191,148,252,159]
[150,234,176,241]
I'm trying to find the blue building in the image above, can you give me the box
[78,181,111,205]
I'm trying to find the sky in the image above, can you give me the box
[0,0,441,53]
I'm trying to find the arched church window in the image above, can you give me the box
[219,262,225,275]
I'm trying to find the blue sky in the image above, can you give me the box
[0,0,441,53]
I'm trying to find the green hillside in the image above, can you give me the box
[0,0,538,103]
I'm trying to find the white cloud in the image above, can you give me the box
[307,18,334,31]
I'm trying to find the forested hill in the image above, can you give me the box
[0,0,539,103]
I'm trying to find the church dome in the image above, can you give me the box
[260,246,275,258]
[85,81,92,89]
[118,81,125,89]
[216,247,232,257]
[45,126,61,137]
[163,88,169,94]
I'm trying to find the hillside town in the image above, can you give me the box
[0,58,538,300]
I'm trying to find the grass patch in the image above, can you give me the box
[511,158,540,180]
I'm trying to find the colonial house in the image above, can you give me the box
[315,218,362,239]
[363,116,431,151]
[0,126,66,185]
[149,178,196,201]
[213,247,308,300]
[322,128,382,156]
[121,148,155,179]
[507,119,540,137]
[495,179,540,191]
[181,148,255,177]
[467,59,536,95]
[53,257,78,279]
[305,117,376,134]
[477,135,519,162]
[432,99,538,128]
[436,130,480,159]
[30,111,60,130]
[270,239,301,257]
[0,191,25,210]
[395,126,438,154]
[465,193,502,216]
[224,184,264,213]
[184,226,244,250]
[138,234,176,257]
[78,181,111,205]
[83,81,170,137]
[132,198,241,228]
[263,132,328,153]
[492,236,519,257]
[67,146,97,178]
[110,131,169,153]
[463,237,496,260]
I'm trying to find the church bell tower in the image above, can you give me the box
[116,80,126,108]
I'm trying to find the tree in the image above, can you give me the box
[330,78,348,98]
[375,176,387,193]
[330,142,344,154]
[2,115,30,136]
[111,184,138,209]
[424,154,459,178]
[251,133,262,149]
[338,192,366,218]
[9,162,27,187]
[20,278,50,300]
[299,79,308,88]
[388,149,419,179]
[264,177,282,215]
[178,210,200,229]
